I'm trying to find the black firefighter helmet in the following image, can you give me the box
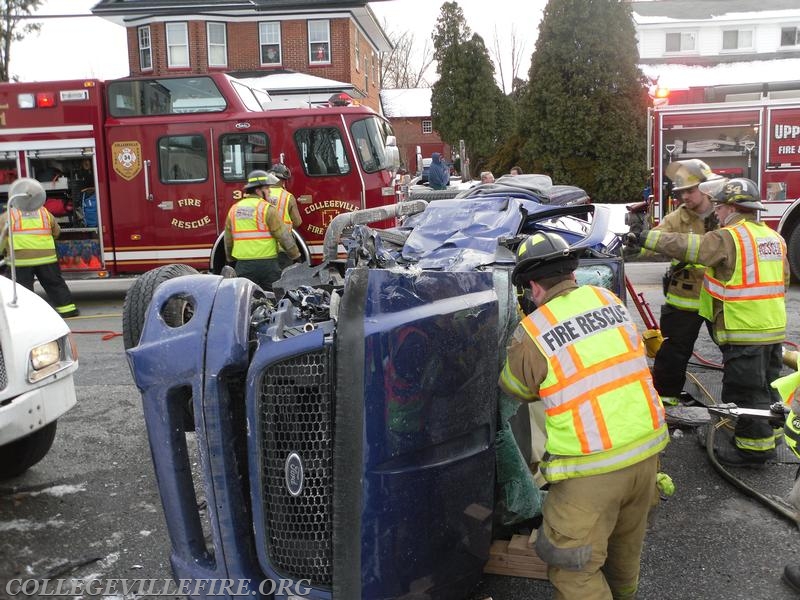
[511,232,580,286]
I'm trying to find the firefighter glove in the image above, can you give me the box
[642,328,664,358]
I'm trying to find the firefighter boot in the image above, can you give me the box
[714,441,769,469]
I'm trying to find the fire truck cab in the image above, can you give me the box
[648,81,800,279]
[0,74,400,276]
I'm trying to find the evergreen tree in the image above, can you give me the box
[518,0,649,202]
[430,1,509,175]
[0,0,43,82]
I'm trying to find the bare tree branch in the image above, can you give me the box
[380,21,434,89]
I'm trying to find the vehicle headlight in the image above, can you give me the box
[28,335,76,382]
[31,341,60,370]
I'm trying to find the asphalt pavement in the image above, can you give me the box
[0,264,798,600]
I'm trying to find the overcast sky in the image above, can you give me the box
[10,0,547,88]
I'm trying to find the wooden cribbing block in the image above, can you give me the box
[483,534,549,580]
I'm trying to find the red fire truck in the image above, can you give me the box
[648,81,800,279]
[0,74,400,276]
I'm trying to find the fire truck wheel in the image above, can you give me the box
[788,226,800,283]
[122,263,199,350]
[0,422,58,480]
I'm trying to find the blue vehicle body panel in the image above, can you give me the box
[126,197,626,599]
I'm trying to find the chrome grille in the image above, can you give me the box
[258,349,334,585]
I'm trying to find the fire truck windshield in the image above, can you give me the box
[351,116,396,173]
[107,76,227,117]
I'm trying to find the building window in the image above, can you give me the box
[138,26,152,71]
[363,54,368,90]
[166,22,190,68]
[722,29,753,50]
[207,22,227,67]
[781,27,800,47]
[665,31,696,53]
[309,20,331,64]
[355,36,360,72]
[259,22,282,65]
[422,120,433,134]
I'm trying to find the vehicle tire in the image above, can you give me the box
[408,188,461,202]
[788,226,800,283]
[0,422,58,479]
[122,263,198,350]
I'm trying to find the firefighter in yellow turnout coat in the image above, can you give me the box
[0,178,79,317]
[638,178,789,468]
[500,232,668,600]
[267,163,303,269]
[224,170,301,291]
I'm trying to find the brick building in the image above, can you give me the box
[91,0,392,111]
[379,88,450,174]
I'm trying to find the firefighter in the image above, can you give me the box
[499,231,668,599]
[267,163,303,269]
[0,178,79,317]
[635,178,789,468]
[224,169,301,291]
[776,369,800,592]
[648,158,723,406]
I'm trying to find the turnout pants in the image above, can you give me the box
[721,343,783,458]
[16,262,77,315]
[537,455,658,600]
[234,257,281,292]
[652,304,709,397]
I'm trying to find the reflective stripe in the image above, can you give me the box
[666,294,700,310]
[684,233,702,263]
[232,230,274,240]
[500,362,537,401]
[269,187,292,228]
[735,435,776,453]
[542,425,669,481]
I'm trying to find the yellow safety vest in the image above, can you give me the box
[699,221,786,344]
[268,186,293,229]
[774,371,800,458]
[517,285,668,482]
[227,196,278,260]
[9,207,58,266]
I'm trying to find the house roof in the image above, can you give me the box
[90,0,392,53]
[630,0,800,21]
[642,57,800,89]
[380,88,432,118]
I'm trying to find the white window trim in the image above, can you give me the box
[138,25,152,71]
[259,21,282,66]
[166,22,190,68]
[355,36,360,72]
[207,22,228,68]
[721,28,754,53]
[308,19,331,64]
[422,120,433,135]
[664,30,699,55]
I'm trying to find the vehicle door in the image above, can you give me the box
[105,121,219,272]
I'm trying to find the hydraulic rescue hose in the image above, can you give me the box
[688,372,800,527]
[67,313,123,341]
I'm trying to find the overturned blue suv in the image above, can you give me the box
[124,175,626,600]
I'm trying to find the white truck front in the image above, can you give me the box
[0,178,78,479]
[0,274,78,479]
